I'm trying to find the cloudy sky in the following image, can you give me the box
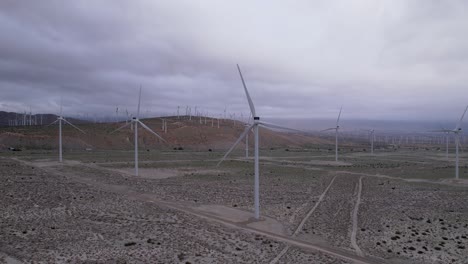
[1,0,467,122]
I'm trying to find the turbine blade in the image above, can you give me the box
[237,64,256,117]
[320,127,336,132]
[336,106,342,126]
[459,140,464,152]
[259,122,304,133]
[455,105,468,130]
[138,121,166,143]
[110,122,131,134]
[217,124,254,166]
[137,86,142,119]
[429,129,452,133]
[62,119,86,134]
[60,97,63,116]
[46,119,59,127]
[338,130,346,142]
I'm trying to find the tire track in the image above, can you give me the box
[270,174,337,264]
[351,176,364,256]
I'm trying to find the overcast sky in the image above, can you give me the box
[0,0,467,122]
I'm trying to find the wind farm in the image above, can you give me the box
[1,70,467,264]
[1,1,468,263]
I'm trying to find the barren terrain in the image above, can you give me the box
[1,134,468,263]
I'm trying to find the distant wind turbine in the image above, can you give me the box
[47,100,86,162]
[429,129,450,159]
[431,105,468,179]
[218,64,302,220]
[321,107,343,162]
[444,131,453,160]
[111,87,166,176]
[364,129,375,154]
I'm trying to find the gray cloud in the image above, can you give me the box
[0,0,467,122]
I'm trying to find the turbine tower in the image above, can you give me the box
[48,101,86,162]
[218,64,301,220]
[245,113,252,158]
[431,105,468,179]
[111,87,166,176]
[321,107,343,162]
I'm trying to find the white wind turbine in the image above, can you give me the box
[431,105,468,179]
[218,64,301,220]
[111,87,166,176]
[47,101,86,162]
[364,129,375,154]
[430,128,450,159]
[321,107,343,162]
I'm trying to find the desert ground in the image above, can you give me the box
[1,144,467,263]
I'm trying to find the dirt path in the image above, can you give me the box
[293,174,338,236]
[351,176,364,256]
[270,174,338,264]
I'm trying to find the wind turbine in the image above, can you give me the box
[321,107,343,162]
[111,87,166,176]
[440,131,450,159]
[47,101,86,162]
[217,64,301,220]
[431,105,468,179]
[431,129,455,159]
[364,129,375,154]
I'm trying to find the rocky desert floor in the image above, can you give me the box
[1,148,467,263]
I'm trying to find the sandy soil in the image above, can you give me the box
[357,177,468,263]
[0,158,286,263]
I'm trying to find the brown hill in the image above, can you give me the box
[0,116,330,151]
